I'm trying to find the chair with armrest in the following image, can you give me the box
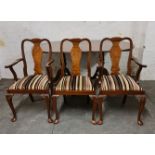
[92,37,147,126]
[5,38,53,123]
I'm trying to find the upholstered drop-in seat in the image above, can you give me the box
[55,75,94,92]
[100,74,143,93]
[8,74,49,93]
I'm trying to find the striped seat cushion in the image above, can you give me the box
[55,76,93,91]
[9,75,49,91]
[101,74,143,92]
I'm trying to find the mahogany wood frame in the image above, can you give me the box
[5,38,53,123]
[92,37,147,126]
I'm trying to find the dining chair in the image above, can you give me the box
[92,37,147,126]
[5,38,53,123]
[49,38,94,124]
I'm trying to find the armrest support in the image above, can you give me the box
[91,60,107,95]
[131,57,147,81]
[5,58,23,81]
[46,59,54,84]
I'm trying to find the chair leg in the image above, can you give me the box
[91,97,97,125]
[52,96,59,124]
[43,95,53,123]
[29,94,34,102]
[97,97,103,125]
[63,95,67,104]
[137,95,146,126]
[87,96,90,104]
[121,95,127,106]
[5,94,17,122]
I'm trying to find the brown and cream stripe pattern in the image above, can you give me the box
[56,76,93,91]
[101,74,143,91]
[9,75,49,91]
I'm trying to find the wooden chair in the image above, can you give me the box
[5,38,53,123]
[50,38,94,124]
[92,37,147,126]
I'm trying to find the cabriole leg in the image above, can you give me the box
[97,97,103,125]
[91,97,97,125]
[43,95,53,123]
[6,94,16,122]
[52,96,59,124]
[137,95,146,126]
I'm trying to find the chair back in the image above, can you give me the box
[60,38,92,77]
[99,37,133,75]
[21,38,52,76]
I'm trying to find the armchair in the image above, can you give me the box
[5,38,53,123]
[93,37,147,126]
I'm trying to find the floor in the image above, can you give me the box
[0,79,155,134]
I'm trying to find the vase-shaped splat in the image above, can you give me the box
[32,43,43,74]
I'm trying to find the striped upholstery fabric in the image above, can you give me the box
[55,76,93,91]
[9,75,49,91]
[101,74,143,92]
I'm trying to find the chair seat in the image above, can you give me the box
[55,75,94,92]
[8,74,49,92]
[101,74,143,92]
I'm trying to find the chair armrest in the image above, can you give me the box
[5,58,23,81]
[131,57,147,81]
[5,58,23,68]
[131,57,147,68]
[46,59,54,68]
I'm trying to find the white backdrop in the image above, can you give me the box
[0,21,153,80]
